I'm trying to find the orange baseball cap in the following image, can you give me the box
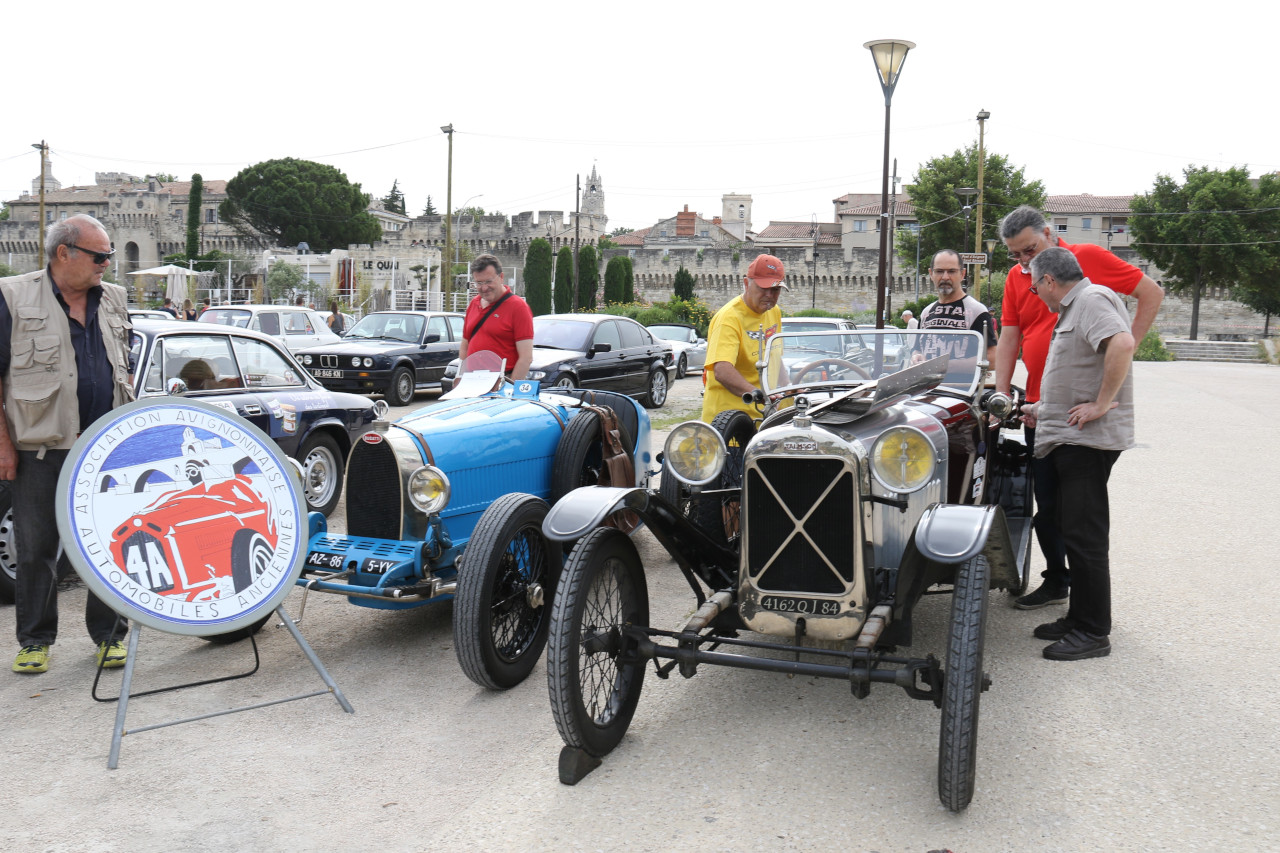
[746,254,788,288]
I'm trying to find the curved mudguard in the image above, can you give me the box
[912,503,1022,590]
[542,486,646,542]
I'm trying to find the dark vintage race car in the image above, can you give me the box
[530,327,1033,811]
[297,353,654,690]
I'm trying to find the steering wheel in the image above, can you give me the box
[791,358,872,384]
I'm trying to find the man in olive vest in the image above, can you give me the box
[1,215,135,673]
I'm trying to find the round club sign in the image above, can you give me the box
[56,399,307,636]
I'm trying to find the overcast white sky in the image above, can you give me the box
[3,1,1274,237]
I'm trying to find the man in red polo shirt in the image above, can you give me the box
[995,205,1163,610]
[456,254,533,382]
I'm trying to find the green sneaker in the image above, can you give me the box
[13,644,50,674]
[95,640,127,669]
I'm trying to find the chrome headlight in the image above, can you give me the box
[363,357,374,368]
[407,465,450,514]
[663,421,726,486]
[526,369,546,380]
[301,354,312,365]
[351,356,362,367]
[869,426,935,493]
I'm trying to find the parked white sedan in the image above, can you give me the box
[199,304,341,354]
[645,323,706,379]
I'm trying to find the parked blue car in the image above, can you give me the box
[299,354,653,690]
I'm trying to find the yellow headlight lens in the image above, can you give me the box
[664,421,726,486]
[870,427,935,492]
[407,466,450,514]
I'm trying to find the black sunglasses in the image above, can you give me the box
[72,245,115,265]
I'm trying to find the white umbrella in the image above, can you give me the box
[127,264,199,306]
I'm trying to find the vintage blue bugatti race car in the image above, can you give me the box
[298,353,654,689]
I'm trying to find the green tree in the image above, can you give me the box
[623,256,635,302]
[1129,167,1280,339]
[0,202,10,221]
[577,245,600,310]
[0,261,16,277]
[603,255,628,304]
[219,158,383,253]
[554,247,574,313]
[422,195,438,216]
[897,144,1046,277]
[609,226,634,237]
[264,261,304,303]
[524,238,553,315]
[153,172,177,183]
[382,179,406,215]
[673,265,695,301]
[185,173,203,260]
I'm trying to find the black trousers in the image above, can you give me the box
[1027,425,1069,590]
[1045,444,1121,636]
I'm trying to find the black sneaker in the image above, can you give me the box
[1014,584,1069,610]
[1033,618,1074,641]
[1043,629,1111,661]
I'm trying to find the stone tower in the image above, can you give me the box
[721,193,752,240]
[581,164,606,223]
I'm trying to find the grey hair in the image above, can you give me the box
[470,253,502,276]
[930,248,963,269]
[999,205,1047,240]
[1029,246,1083,285]
[46,214,108,259]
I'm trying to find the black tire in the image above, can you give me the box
[689,409,756,547]
[938,554,990,812]
[550,410,633,505]
[675,352,688,380]
[0,490,14,603]
[641,367,668,409]
[298,432,344,516]
[231,529,273,593]
[549,373,577,391]
[547,527,649,758]
[201,614,271,644]
[454,493,561,690]
[387,365,415,407]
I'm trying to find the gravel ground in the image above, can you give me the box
[2,365,1277,852]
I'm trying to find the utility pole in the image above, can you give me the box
[887,159,899,320]
[32,140,48,269]
[975,109,990,256]
[572,173,580,311]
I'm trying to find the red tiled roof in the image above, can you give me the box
[610,227,649,246]
[835,193,915,217]
[756,222,841,244]
[1045,194,1134,214]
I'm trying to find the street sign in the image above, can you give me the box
[959,252,988,265]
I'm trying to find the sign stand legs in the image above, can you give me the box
[102,606,354,769]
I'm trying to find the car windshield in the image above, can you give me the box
[647,325,694,343]
[762,329,986,396]
[345,313,425,343]
[533,318,593,351]
[200,308,252,328]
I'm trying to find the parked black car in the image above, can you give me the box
[295,311,464,406]
[443,314,675,408]
[0,319,378,603]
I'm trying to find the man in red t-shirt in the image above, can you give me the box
[995,205,1163,610]
[457,254,533,384]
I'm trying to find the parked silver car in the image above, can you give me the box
[645,323,706,379]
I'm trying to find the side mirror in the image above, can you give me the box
[590,343,612,356]
[166,377,189,396]
[423,333,441,345]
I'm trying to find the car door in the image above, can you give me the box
[415,314,455,384]
[251,310,286,349]
[226,335,312,457]
[615,318,652,394]
[578,320,623,391]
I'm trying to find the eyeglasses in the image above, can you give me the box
[1030,275,1046,295]
[72,245,116,265]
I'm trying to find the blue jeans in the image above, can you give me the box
[1046,444,1121,636]
[1027,425,1069,591]
[13,449,126,647]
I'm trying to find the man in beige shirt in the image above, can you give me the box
[1021,247,1135,661]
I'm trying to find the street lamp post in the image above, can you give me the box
[810,215,818,310]
[956,187,977,254]
[440,124,454,303]
[32,141,48,269]
[863,39,915,328]
[983,238,996,306]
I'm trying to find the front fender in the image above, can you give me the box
[910,503,1020,590]
[542,486,645,541]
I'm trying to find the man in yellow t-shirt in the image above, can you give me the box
[700,254,787,422]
